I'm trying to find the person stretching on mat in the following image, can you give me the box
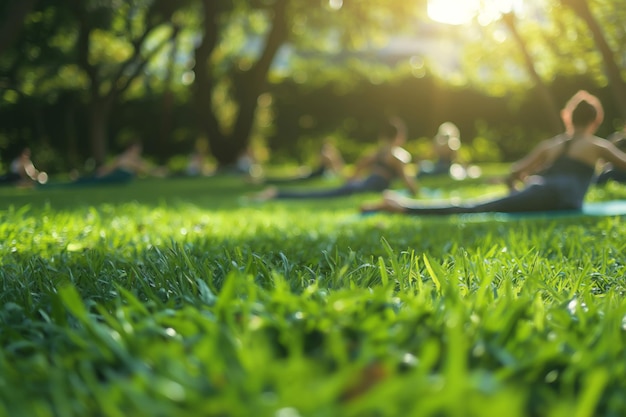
[253,118,419,200]
[70,141,167,186]
[360,90,626,215]
[0,147,48,187]
[260,139,345,185]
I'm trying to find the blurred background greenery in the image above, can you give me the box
[0,0,624,174]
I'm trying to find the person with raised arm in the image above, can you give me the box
[361,91,626,215]
[252,118,418,201]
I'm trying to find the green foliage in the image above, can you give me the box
[1,0,626,169]
[2,176,626,415]
[459,0,625,96]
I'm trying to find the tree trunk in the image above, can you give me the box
[561,0,626,120]
[88,100,111,166]
[63,96,79,169]
[71,0,180,165]
[502,13,562,133]
[0,0,37,56]
[192,1,230,165]
[194,0,289,168]
[157,28,180,164]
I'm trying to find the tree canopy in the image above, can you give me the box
[0,0,624,171]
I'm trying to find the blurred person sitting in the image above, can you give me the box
[261,139,345,185]
[362,91,622,216]
[0,147,48,187]
[417,122,463,178]
[251,118,418,201]
[231,146,263,180]
[185,148,210,177]
[68,142,167,186]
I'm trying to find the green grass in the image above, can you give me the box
[2,172,626,417]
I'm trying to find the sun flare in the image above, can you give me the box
[427,0,478,25]
[427,0,524,26]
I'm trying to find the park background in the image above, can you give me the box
[4,2,626,417]
[1,0,625,174]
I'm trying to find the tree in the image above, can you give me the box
[501,12,562,133]
[67,0,184,165]
[0,0,80,164]
[460,0,625,128]
[189,0,427,168]
[1,0,191,166]
[0,0,38,57]
[560,0,626,121]
[190,1,287,167]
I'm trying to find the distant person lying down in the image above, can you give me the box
[261,139,345,185]
[251,119,418,201]
[47,142,167,187]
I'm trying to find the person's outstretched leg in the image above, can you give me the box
[360,190,417,213]
[250,184,351,201]
[362,183,562,215]
[257,175,388,201]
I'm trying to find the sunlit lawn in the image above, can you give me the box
[2,169,626,417]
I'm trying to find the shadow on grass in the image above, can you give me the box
[0,175,260,212]
[0,174,395,214]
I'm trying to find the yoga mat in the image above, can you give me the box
[582,200,626,216]
[358,200,626,221]
[462,201,626,223]
[477,200,626,222]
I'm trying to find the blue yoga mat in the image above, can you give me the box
[358,200,626,221]
[487,200,626,221]
[581,200,626,216]
[392,188,626,216]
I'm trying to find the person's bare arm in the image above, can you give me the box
[506,139,556,189]
[348,153,375,180]
[321,148,345,177]
[390,148,418,195]
[127,157,151,174]
[97,155,147,176]
[599,140,626,171]
[389,116,407,142]
[399,164,419,195]
[23,160,39,180]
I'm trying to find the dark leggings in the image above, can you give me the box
[70,169,135,186]
[595,168,626,185]
[276,174,389,199]
[403,182,582,215]
[0,172,21,186]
